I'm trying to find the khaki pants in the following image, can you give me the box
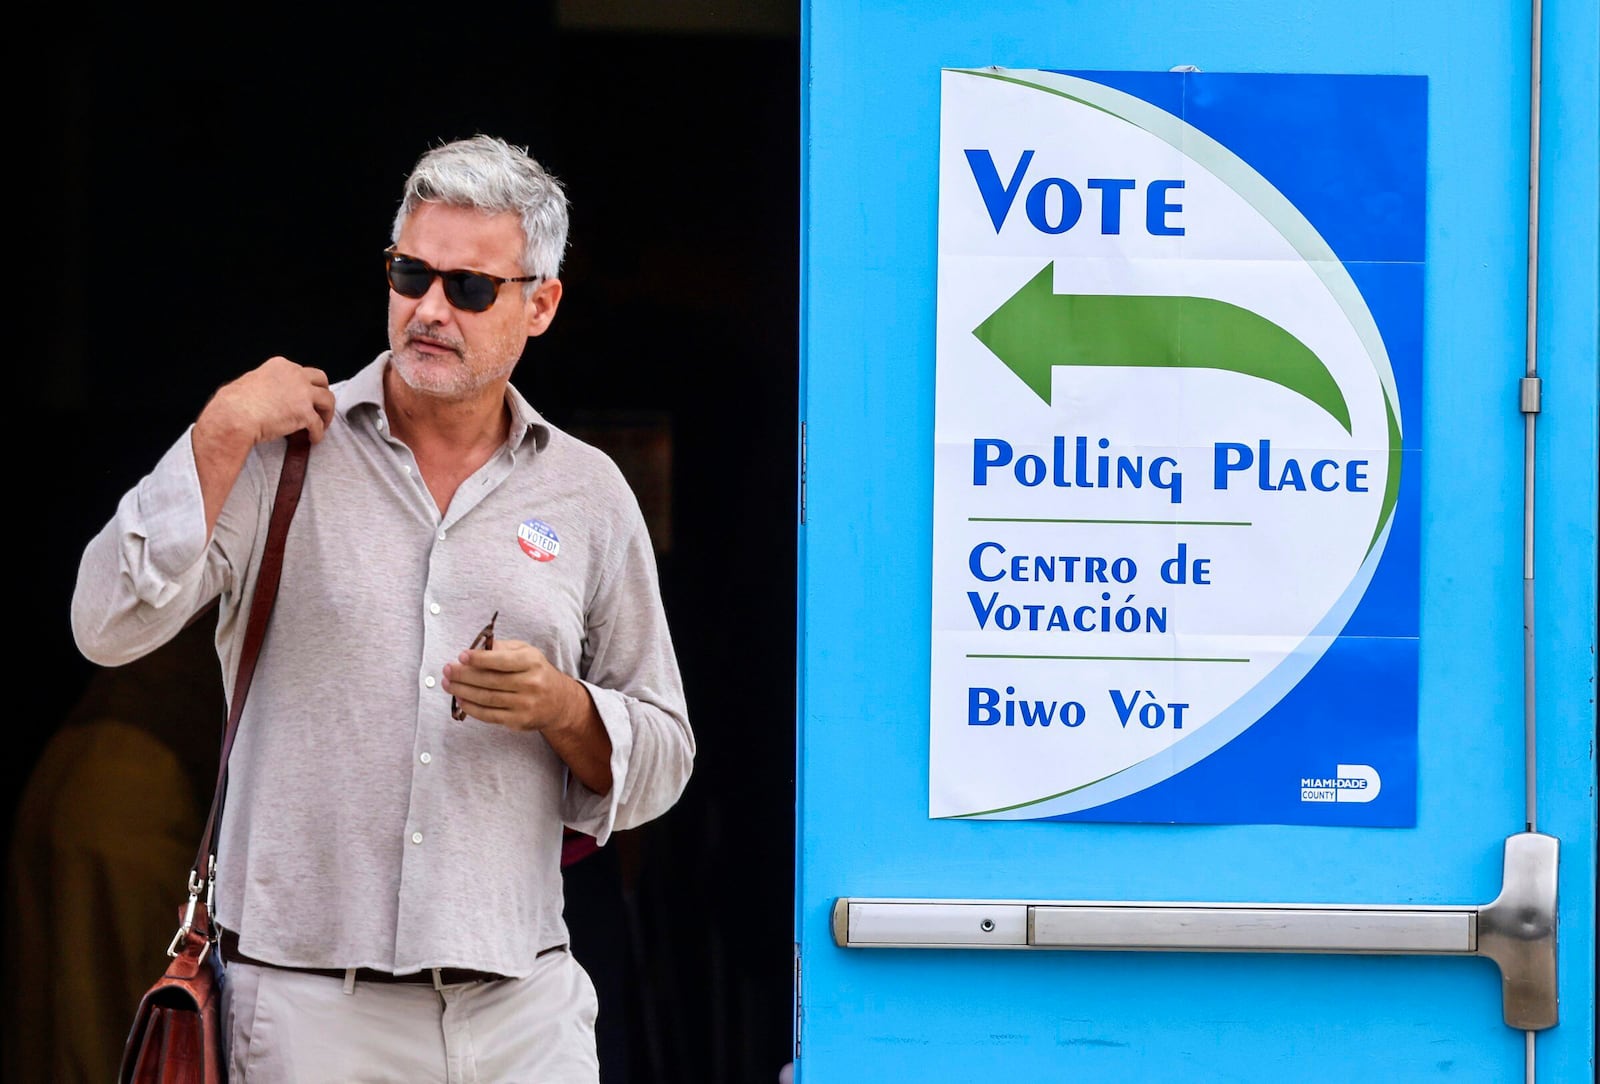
[222,949,600,1083]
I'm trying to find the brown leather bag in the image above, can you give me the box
[120,904,222,1084]
[118,431,309,1084]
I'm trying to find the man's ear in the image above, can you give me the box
[525,278,563,337]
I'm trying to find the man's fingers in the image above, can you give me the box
[444,642,571,733]
[460,639,541,672]
[307,386,338,441]
[457,685,516,713]
[444,670,521,720]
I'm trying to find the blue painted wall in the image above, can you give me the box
[798,0,1595,1080]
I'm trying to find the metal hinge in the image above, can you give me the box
[799,422,808,525]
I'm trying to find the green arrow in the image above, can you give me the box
[972,262,1352,433]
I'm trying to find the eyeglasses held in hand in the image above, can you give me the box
[385,248,542,313]
[450,611,498,721]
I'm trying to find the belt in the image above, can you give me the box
[218,930,564,985]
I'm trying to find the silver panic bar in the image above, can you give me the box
[832,832,1558,1031]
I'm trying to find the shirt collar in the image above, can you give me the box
[340,351,552,453]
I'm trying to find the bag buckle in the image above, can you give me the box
[166,861,215,962]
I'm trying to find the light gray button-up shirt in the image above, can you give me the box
[71,353,694,977]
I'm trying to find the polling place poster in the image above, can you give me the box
[929,69,1423,825]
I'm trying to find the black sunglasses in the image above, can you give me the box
[384,248,541,313]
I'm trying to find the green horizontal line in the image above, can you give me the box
[969,517,1251,526]
[967,654,1249,663]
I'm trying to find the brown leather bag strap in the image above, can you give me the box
[190,430,311,891]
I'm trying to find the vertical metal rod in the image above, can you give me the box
[1522,0,1543,835]
[1521,0,1543,1076]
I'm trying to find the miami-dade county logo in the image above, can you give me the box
[517,518,560,562]
[1300,764,1381,804]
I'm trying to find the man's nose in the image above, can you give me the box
[413,276,456,322]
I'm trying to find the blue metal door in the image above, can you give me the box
[795,2,1597,1082]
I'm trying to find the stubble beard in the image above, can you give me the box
[391,324,519,400]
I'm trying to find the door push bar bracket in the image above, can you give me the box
[832,832,1558,1031]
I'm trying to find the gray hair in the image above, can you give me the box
[391,134,569,282]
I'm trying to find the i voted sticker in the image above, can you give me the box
[517,518,560,562]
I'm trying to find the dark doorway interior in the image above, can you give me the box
[13,10,797,1083]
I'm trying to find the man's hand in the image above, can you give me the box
[192,358,336,536]
[442,639,615,794]
[194,357,336,456]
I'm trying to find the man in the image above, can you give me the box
[71,133,695,1082]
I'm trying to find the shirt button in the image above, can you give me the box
[429,602,441,615]
[419,752,432,765]
[411,832,423,845]
[437,530,447,542]
[403,464,413,475]
[424,676,436,688]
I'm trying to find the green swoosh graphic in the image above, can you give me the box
[952,67,1403,561]
[972,261,1354,433]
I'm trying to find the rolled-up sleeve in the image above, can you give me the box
[71,427,265,668]
[561,510,694,844]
